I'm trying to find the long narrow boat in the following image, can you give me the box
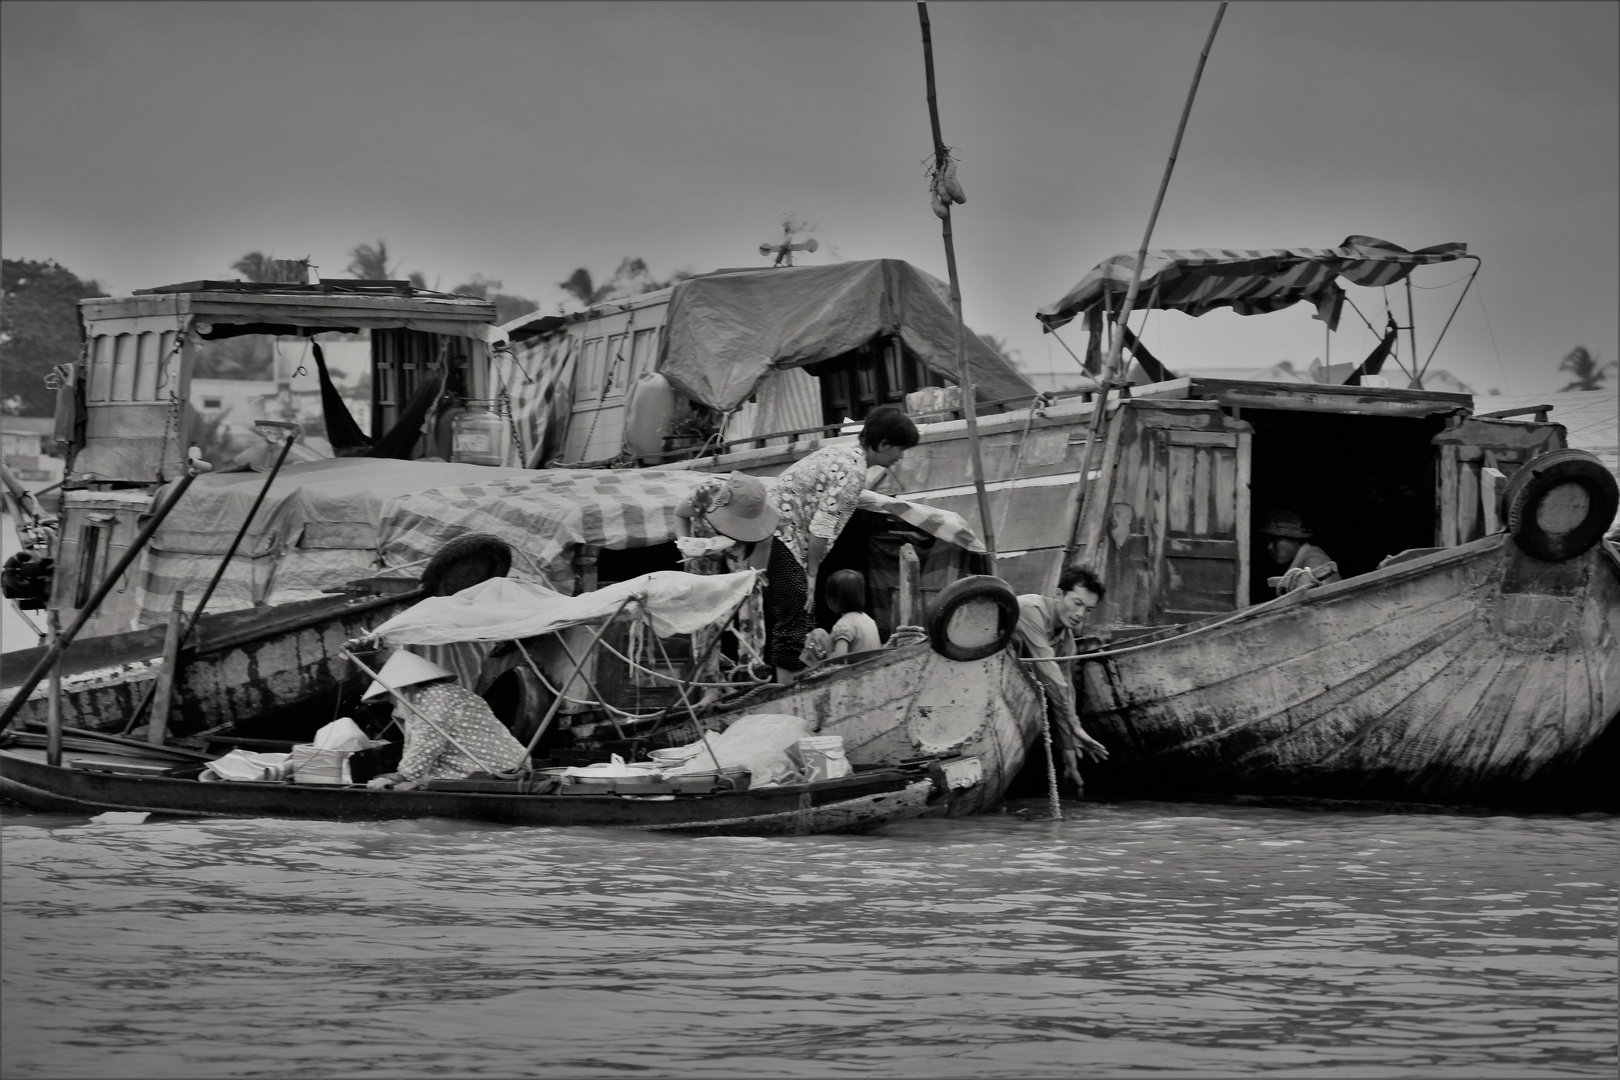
[0,743,939,836]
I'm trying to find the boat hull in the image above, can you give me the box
[1,590,419,738]
[0,747,938,836]
[566,641,1047,817]
[1077,535,1620,810]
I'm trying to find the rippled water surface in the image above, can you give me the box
[2,800,1614,1078]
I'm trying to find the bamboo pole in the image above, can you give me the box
[0,466,202,734]
[917,3,996,563]
[1065,1,1226,567]
[522,597,637,756]
[121,426,301,736]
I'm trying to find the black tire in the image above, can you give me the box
[420,534,513,596]
[925,575,1020,662]
[481,665,555,748]
[1501,449,1619,562]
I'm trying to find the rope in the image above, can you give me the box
[1024,588,1303,663]
[592,636,770,689]
[1035,681,1062,820]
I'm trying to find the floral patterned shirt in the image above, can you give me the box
[768,444,868,566]
[395,681,529,783]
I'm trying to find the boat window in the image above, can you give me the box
[1240,409,1444,603]
[812,338,944,424]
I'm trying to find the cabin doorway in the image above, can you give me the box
[1239,409,1443,604]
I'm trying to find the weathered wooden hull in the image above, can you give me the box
[0,746,938,836]
[1,590,420,739]
[1077,536,1620,810]
[565,641,1048,817]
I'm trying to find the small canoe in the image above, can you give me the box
[0,744,942,836]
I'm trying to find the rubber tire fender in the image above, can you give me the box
[481,664,556,748]
[925,574,1021,662]
[1500,449,1618,562]
[420,533,513,596]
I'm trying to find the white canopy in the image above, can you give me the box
[370,569,759,646]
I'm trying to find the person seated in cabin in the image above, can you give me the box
[362,650,530,791]
[801,569,883,666]
[765,405,920,684]
[1013,566,1111,793]
[1260,511,1341,597]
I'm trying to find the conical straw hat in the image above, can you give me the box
[361,649,455,700]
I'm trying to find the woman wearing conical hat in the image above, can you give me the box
[361,650,529,791]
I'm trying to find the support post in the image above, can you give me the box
[45,610,63,768]
[147,591,186,745]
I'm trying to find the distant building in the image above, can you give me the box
[1,417,64,485]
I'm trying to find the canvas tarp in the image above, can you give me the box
[129,459,990,627]
[370,570,759,646]
[658,259,1035,412]
[131,457,536,626]
[1036,236,1470,332]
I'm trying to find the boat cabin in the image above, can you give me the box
[46,279,500,638]
[495,259,1033,467]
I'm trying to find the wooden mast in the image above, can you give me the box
[1066,2,1227,567]
[917,2,997,562]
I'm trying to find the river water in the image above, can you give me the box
[2,799,1613,1078]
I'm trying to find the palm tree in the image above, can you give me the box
[558,258,691,308]
[1558,346,1615,392]
[231,252,273,282]
[346,240,399,280]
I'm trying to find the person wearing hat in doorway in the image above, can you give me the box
[673,472,779,691]
[1260,511,1340,597]
[361,649,530,790]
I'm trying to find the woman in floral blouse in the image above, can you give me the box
[764,404,919,682]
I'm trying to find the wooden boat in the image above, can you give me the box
[1074,533,1620,810]
[0,741,940,836]
[628,240,1620,811]
[550,637,1043,818]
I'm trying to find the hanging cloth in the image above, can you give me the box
[1343,316,1400,385]
[310,340,374,453]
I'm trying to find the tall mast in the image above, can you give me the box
[917,2,996,561]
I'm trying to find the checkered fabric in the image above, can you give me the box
[379,468,713,592]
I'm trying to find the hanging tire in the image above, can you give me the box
[481,664,555,748]
[926,575,1020,662]
[420,534,513,596]
[1500,449,1619,562]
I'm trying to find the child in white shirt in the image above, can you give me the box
[824,569,882,656]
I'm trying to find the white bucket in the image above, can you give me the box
[795,735,851,782]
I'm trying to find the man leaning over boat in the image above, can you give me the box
[1014,566,1111,793]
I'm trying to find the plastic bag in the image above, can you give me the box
[658,714,812,788]
[312,716,387,753]
[202,749,293,783]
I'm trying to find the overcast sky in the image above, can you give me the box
[3,1,1615,395]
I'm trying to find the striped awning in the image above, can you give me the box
[1036,236,1469,332]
